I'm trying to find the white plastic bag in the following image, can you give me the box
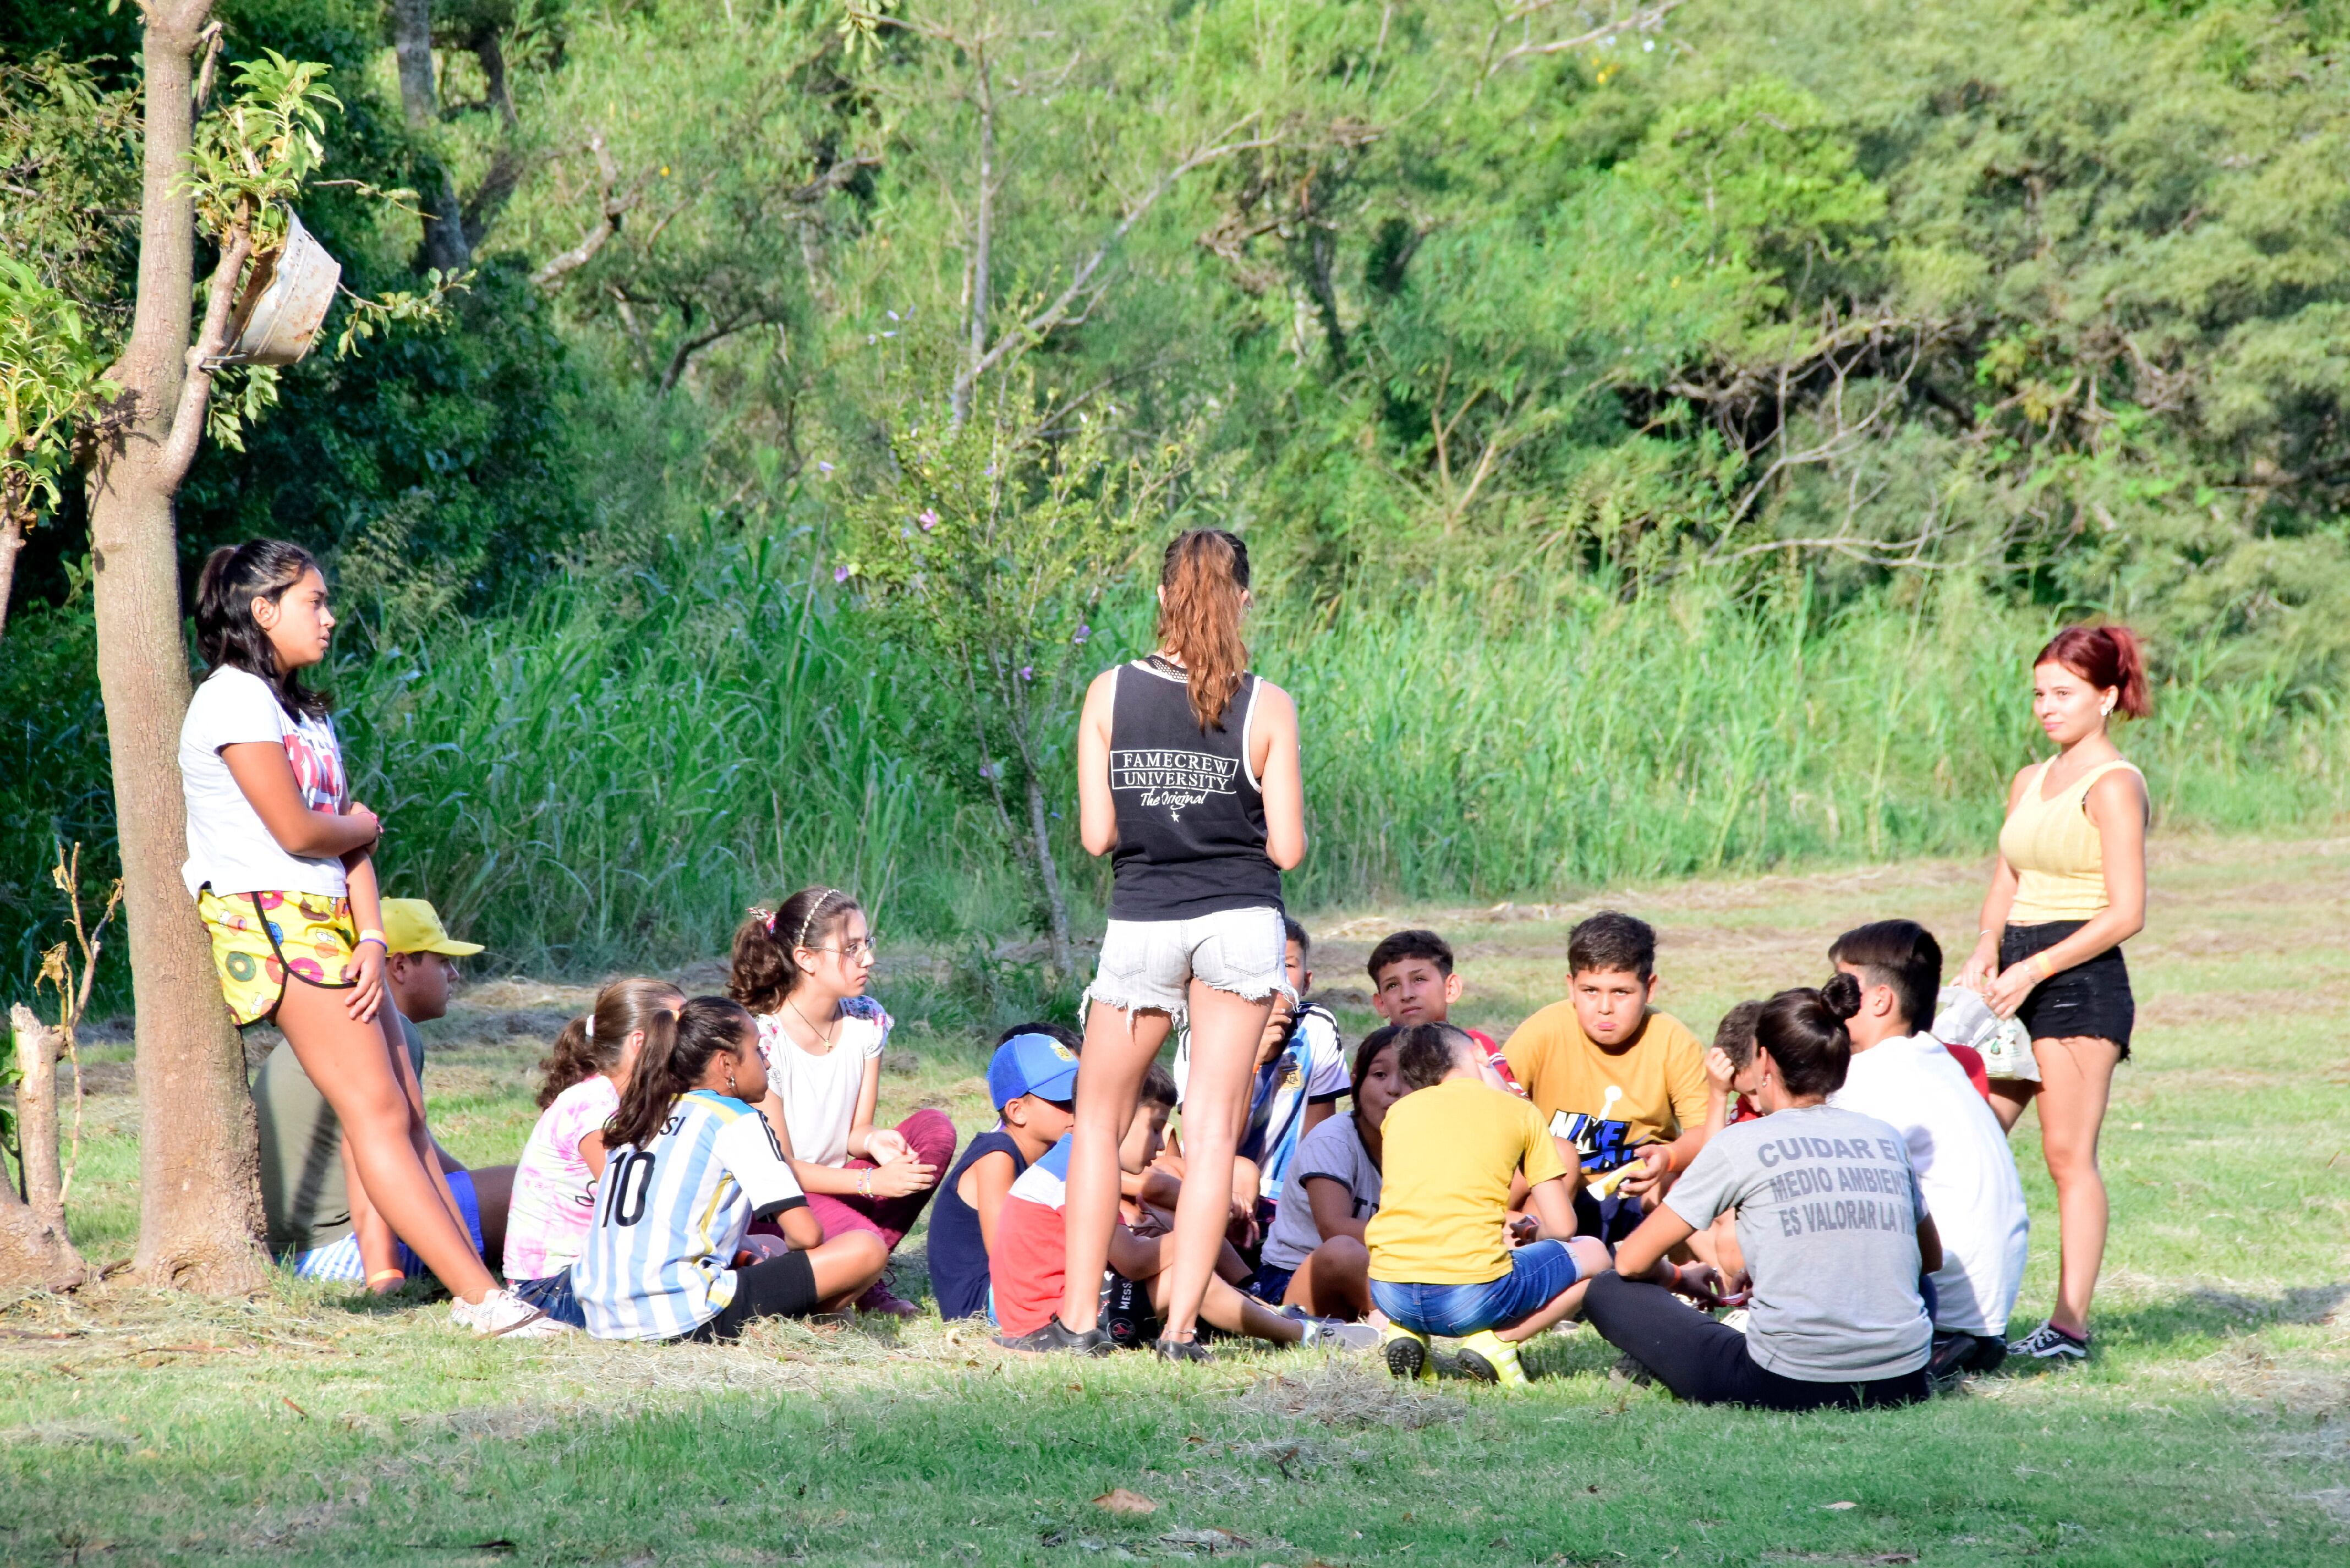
[1932,983,2039,1083]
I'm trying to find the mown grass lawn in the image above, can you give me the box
[4,835,2346,1565]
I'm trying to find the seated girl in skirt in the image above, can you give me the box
[727,887,954,1317]
[573,997,886,1341]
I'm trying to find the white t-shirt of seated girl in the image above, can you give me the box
[753,994,890,1167]
[503,1074,620,1281]
[178,666,350,899]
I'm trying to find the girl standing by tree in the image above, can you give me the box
[1043,529,1308,1358]
[1960,625,2151,1363]
[726,888,952,1317]
[179,541,551,1336]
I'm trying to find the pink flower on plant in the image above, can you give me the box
[1073,624,1091,644]
[918,509,939,530]
[1018,666,1034,681]
[834,564,851,583]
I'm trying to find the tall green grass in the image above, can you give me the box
[8,533,2347,1000]
[333,534,2350,975]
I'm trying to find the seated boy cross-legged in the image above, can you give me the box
[1367,1024,1611,1388]
[992,1065,1376,1358]
[929,1024,1082,1322]
[1503,912,1711,1247]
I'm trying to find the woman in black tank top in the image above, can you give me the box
[1031,530,1306,1358]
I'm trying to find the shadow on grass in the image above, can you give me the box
[2084,1280,2349,1355]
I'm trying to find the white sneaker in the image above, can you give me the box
[1718,1307,1751,1335]
[1298,1317,1382,1352]
[451,1287,568,1339]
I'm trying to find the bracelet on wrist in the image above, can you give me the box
[2031,953,2055,982]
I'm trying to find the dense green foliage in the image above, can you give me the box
[4,1,2348,997]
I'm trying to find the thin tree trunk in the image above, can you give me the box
[1023,768,1074,980]
[1,1007,89,1289]
[0,510,23,643]
[83,0,268,1295]
[392,0,470,276]
[951,55,994,429]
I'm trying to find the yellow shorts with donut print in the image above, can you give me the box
[196,888,361,1026]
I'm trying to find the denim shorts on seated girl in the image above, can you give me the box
[1370,1238,1582,1337]
[1086,906,1292,1030]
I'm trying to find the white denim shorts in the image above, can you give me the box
[1087,906,1292,1030]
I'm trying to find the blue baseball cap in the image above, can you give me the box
[987,1032,1080,1109]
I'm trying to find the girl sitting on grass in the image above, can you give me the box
[1251,1027,1405,1320]
[573,997,886,1341]
[1582,977,1941,1410]
[727,887,953,1317]
[502,977,684,1328]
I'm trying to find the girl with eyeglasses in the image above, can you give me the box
[724,886,953,1316]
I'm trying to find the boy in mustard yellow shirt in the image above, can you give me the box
[1367,1024,1612,1388]
[1503,911,1708,1243]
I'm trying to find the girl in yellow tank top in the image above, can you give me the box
[1997,756,2148,923]
[1960,624,2152,1366]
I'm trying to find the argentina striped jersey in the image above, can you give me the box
[572,1090,807,1340]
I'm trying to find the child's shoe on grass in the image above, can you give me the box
[1381,1322,1433,1382]
[1455,1329,1528,1387]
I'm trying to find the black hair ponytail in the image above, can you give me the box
[194,540,331,719]
[1755,973,1861,1098]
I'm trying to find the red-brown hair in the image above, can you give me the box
[2036,624,2151,719]
[1158,529,1251,731]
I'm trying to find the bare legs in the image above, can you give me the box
[1059,981,1275,1341]
[1989,1037,2121,1337]
[1156,981,1275,1341]
[808,1231,889,1311]
[1283,1236,1372,1320]
[1059,1001,1170,1334]
[275,978,496,1303]
[2028,1036,2122,1337]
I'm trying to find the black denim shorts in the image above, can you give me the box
[2001,920,2134,1059]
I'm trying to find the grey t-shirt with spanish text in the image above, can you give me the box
[1663,1104,1931,1382]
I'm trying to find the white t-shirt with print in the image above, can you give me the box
[179,666,351,898]
[1828,1032,2030,1336]
[753,996,890,1167]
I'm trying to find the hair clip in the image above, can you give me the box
[584,1015,594,1039]
[793,889,842,952]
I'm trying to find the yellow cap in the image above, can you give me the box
[380,898,484,957]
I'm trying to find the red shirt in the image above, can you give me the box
[1942,1041,1993,1103]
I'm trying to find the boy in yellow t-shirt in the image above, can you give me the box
[1503,911,1708,1245]
[1367,1024,1612,1388]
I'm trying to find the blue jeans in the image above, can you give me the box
[511,1267,587,1329]
[1371,1240,1581,1337]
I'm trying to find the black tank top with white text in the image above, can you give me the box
[1106,657,1284,921]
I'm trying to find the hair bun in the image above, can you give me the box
[1818,971,1864,1020]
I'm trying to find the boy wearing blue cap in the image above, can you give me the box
[929,1023,1083,1320]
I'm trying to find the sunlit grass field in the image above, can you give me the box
[4,834,2346,1565]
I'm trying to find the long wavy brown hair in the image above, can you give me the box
[1157,529,1251,731]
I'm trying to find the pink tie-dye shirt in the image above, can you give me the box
[503,1074,621,1281]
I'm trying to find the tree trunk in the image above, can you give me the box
[1,1007,89,1289]
[0,510,22,644]
[82,0,269,1295]
[391,0,471,277]
[951,55,994,430]
[1023,767,1075,981]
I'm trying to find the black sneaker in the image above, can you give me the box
[1929,1331,1987,1385]
[1609,1350,1654,1388]
[995,1316,1113,1356]
[2007,1321,2089,1362]
[1153,1335,1214,1363]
